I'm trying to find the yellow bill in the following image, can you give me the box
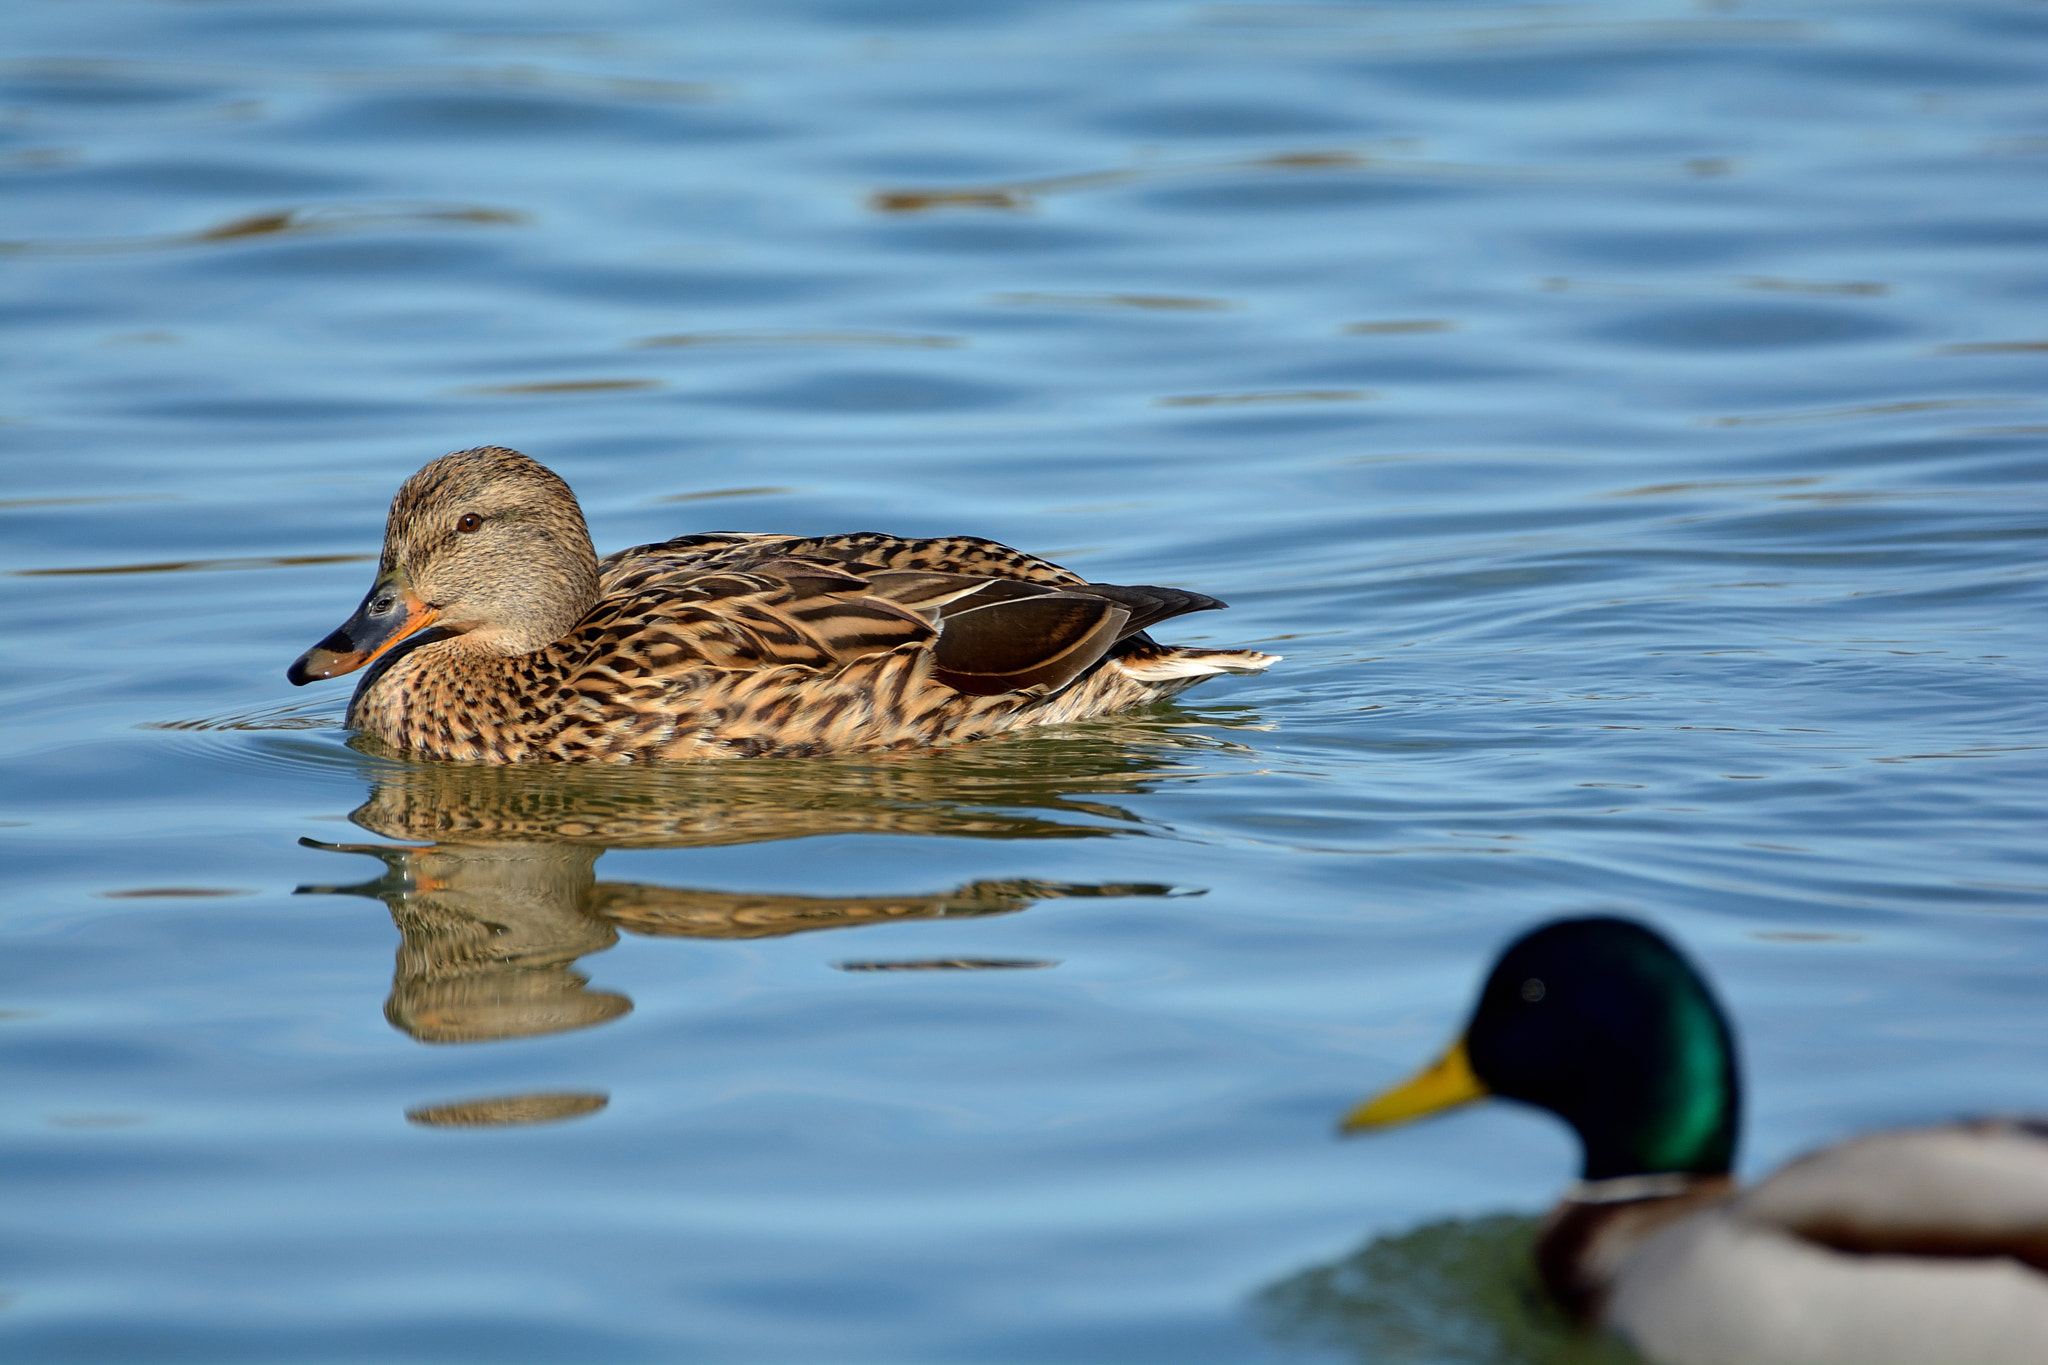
[1340,1036,1489,1133]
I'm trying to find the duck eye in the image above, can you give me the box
[1520,978,1546,1003]
[456,513,483,534]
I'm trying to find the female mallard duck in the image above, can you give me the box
[286,446,1277,761]
[1343,917,2048,1365]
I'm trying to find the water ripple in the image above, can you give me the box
[5,0,2047,1360]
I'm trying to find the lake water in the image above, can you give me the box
[4,1,2046,1361]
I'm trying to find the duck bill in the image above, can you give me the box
[287,571,439,686]
[1339,1037,1489,1134]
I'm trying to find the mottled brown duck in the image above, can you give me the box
[287,447,1278,761]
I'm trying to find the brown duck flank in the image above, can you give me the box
[288,447,1278,761]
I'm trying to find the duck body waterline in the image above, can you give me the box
[1344,918,2048,1365]
[286,448,1277,762]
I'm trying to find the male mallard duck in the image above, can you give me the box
[1343,917,2048,1365]
[286,447,1277,761]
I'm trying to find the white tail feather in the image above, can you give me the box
[1113,649,1280,682]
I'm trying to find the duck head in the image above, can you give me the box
[288,447,600,685]
[1343,917,1741,1181]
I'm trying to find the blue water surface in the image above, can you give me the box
[3,1,2046,1361]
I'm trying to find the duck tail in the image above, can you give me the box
[1110,643,1280,681]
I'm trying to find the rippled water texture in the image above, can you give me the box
[5,2,2047,1361]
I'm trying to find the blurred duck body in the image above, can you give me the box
[1344,917,2048,1365]
[286,447,1276,762]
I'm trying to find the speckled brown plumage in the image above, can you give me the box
[288,447,1278,762]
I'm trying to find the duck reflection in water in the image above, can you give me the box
[296,720,1235,1046]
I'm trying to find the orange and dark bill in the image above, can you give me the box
[286,569,438,686]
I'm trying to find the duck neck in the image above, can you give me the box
[1570,990,1740,1180]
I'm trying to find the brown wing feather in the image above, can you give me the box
[864,571,1020,614]
[742,557,875,596]
[771,532,1091,586]
[582,531,1211,701]
[1079,583,1226,637]
[573,558,933,679]
[1790,1221,2048,1274]
[932,594,1131,696]
[597,533,798,595]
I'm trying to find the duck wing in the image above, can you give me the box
[1736,1120,2048,1271]
[751,531,1095,587]
[575,558,933,675]
[600,530,1090,591]
[766,534,1232,692]
[589,532,1228,697]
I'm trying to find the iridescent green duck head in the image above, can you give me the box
[287,447,601,686]
[1344,917,1742,1181]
